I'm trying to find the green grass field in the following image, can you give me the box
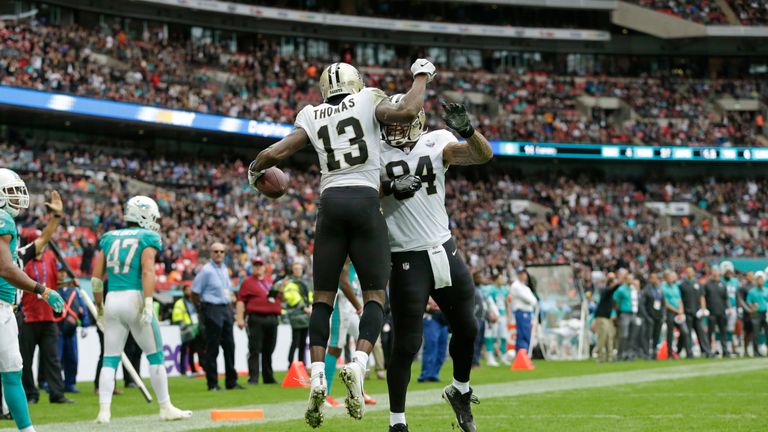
[6,358,767,432]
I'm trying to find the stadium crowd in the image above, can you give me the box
[2,21,768,147]
[4,140,768,286]
[1,139,766,399]
[629,0,768,26]
[631,0,728,24]
[730,0,768,26]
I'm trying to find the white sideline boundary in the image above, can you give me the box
[7,359,766,432]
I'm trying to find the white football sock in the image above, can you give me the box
[390,412,406,426]
[452,379,470,395]
[150,364,170,405]
[310,361,325,378]
[353,351,369,370]
[20,427,36,432]
[98,367,116,406]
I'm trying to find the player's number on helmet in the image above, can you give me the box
[317,117,368,171]
[385,157,437,200]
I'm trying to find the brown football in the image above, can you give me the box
[256,167,289,199]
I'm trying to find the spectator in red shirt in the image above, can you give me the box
[20,246,73,405]
[15,191,73,405]
[236,257,281,385]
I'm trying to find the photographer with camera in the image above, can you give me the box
[236,257,282,385]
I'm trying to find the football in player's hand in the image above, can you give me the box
[256,167,289,199]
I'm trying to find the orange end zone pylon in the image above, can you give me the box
[511,349,535,370]
[210,409,265,421]
[281,361,310,388]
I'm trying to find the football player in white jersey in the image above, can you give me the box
[247,60,436,428]
[380,97,492,432]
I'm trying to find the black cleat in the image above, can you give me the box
[389,424,409,432]
[442,385,479,432]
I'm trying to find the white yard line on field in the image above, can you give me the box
[8,359,765,432]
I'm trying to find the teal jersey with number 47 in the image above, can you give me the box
[100,228,162,292]
[0,209,18,304]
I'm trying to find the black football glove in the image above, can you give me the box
[440,100,474,139]
[383,174,422,196]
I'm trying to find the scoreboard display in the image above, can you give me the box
[492,142,768,162]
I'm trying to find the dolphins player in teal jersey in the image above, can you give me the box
[324,260,372,408]
[0,168,64,432]
[92,195,191,424]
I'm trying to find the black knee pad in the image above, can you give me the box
[309,302,334,348]
[358,301,384,345]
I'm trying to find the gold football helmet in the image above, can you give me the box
[319,62,364,101]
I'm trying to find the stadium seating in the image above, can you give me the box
[628,0,728,24]
[8,142,767,293]
[2,22,767,147]
[729,0,768,25]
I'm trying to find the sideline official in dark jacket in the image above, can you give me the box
[679,267,712,358]
[704,268,729,357]
[638,273,665,359]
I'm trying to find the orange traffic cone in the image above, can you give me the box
[281,361,310,388]
[656,341,668,360]
[511,349,535,370]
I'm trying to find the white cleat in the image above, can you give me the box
[485,352,499,367]
[95,410,111,424]
[160,404,193,421]
[305,371,327,428]
[339,361,365,420]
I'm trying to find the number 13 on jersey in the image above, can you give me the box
[317,117,368,171]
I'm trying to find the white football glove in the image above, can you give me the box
[142,297,154,325]
[247,160,264,190]
[410,58,436,83]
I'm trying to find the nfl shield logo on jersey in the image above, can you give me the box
[402,262,410,271]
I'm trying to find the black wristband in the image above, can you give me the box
[33,283,45,295]
[459,126,475,139]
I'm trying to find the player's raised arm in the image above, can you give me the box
[30,190,63,255]
[0,235,63,312]
[375,58,436,125]
[248,127,310,187]
[441,101,493,166]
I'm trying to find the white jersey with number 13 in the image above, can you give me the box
[294,87,387,193]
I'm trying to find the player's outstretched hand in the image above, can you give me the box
[392,174,422,194]
[42,288,65,314]
[440,100,475,139]
[45,190,63,217]
[247,160,264,190]
[410,58,436,83]
[141,297,154,325]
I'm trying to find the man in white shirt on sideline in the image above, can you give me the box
[509,268,538,354]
